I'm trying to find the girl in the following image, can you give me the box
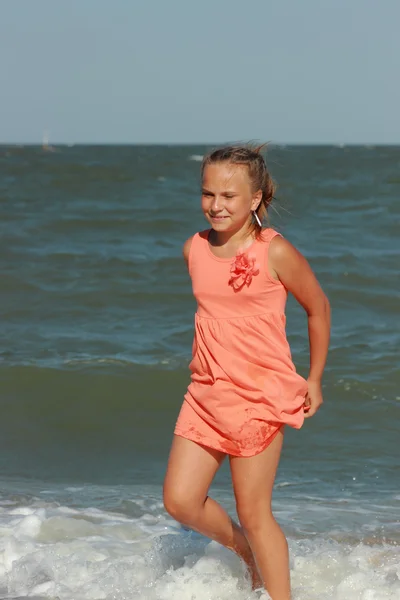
[163,145,330,599]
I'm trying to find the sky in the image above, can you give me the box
[1,0,399,145]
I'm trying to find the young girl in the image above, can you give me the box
[163,145,330,599]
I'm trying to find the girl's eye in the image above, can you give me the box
[202,192,212,197]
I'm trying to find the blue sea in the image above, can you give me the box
[0,144,399,599]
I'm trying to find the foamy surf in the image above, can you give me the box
[0,487,398,600]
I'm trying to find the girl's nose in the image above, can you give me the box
[211,196,221,212]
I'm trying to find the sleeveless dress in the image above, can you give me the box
[174,228,308,457]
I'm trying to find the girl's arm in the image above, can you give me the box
[269,236,331,418]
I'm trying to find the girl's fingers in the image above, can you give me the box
[304,396,323,418]
[304,407,314,418]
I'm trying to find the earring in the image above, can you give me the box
[253,211,262,227]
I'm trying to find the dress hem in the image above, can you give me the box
[174,424,284,458]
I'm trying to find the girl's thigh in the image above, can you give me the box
[229,429,284,518]
[164,435,226,511]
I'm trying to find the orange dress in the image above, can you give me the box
[174,228,308,457]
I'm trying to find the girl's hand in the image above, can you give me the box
[303,379,323,418]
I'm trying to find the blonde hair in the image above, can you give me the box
[201,143,276,236]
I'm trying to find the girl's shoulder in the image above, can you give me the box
[259,227,283,244]
[182,229,209,268]
[267,230,309,278]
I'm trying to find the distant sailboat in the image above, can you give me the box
[42,130,56,152]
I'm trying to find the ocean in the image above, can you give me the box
[0,144,399,599]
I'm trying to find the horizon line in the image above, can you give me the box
[1,141,399,147]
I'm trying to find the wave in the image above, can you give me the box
[0,486,398,600]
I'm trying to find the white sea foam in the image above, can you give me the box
[0,488,398,600]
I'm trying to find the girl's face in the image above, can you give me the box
[201,162,261,233]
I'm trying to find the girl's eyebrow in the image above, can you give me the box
[202,187,237,194]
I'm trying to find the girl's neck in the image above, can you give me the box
[210,221,255,250]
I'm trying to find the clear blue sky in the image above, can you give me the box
[1,0,399,144]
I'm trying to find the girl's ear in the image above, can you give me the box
[251,189,263,211]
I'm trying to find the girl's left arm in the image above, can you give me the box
[269,236,331,418]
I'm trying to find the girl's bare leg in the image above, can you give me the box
[230,430,291,600]
[163,435,262,588]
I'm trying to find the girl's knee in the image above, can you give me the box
[236,500,274,534]
[163,486,198,525]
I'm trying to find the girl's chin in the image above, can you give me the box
[207,217,230,228]
[206,216,250,232]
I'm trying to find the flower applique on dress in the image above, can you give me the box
[229,250,260,291]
